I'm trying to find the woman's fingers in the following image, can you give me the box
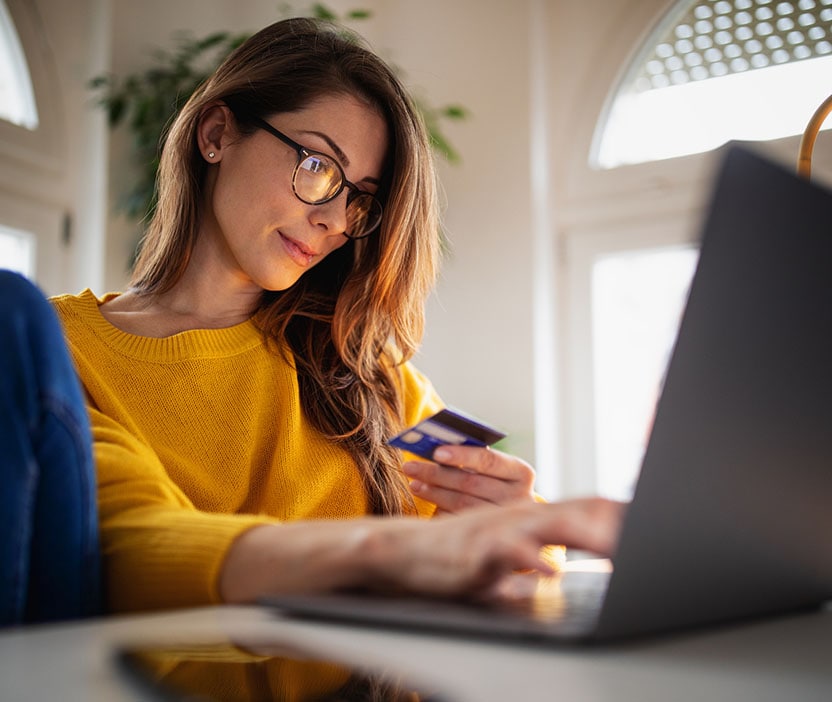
[532,497,626,557]
[432,445,532,482]
[383,498,626,597]
[406,465,494,510]
[403,446,536,512]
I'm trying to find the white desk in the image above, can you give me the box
[1,603,830,701]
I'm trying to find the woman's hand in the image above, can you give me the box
[368,498,626,597]
[403,445,536,513]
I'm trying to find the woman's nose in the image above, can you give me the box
[309,191,348,237]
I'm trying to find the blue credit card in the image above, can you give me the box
[388,407,506,461]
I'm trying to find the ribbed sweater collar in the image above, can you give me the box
[66,289,264,362]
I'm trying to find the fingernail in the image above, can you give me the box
[433,447,452,462]
[409,480,424,494]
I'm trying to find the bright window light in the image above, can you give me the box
[594,0,832,169]
[0,0,38,129]
[591,246,699,500]
[0,224,35,277]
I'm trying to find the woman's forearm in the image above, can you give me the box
[218,518,390,603]
[218,498,626,604]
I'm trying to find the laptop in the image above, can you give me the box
[264,145,832,643]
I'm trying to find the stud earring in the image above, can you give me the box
[208,151,215,159]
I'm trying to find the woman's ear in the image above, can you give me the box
[197,104,233,163]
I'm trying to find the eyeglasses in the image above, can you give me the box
[252,117,384,239]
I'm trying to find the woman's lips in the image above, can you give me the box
[279,232,317,267]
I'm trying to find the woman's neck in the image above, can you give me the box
[100,253,263,338]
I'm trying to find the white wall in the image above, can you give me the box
[370,2,540,466]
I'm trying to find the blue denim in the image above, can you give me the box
[0,270,100,626]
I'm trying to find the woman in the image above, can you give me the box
[46,17,622,614]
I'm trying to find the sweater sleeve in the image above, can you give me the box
[395,361,445,428]
[91,407,273,612]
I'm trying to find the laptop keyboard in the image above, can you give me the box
[484,571,610,635]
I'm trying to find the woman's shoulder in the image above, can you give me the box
[50,288,118,326]
[50,289,141,361]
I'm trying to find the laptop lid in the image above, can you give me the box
[594,143,832,639]
[266,145,832,643]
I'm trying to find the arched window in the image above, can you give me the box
[0,0,38,129]
[593,0,832,169]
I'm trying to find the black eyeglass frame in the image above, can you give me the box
[251,116,383,239]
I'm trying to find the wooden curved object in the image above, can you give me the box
[797,93,832,179]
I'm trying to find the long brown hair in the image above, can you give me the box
[130,18,440,515]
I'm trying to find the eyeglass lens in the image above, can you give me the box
[296,156,341,202]
[295,154,382,239]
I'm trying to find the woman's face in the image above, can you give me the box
[203,93,389,292]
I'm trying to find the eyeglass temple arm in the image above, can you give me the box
[252,117,305,153]
[797,93,832,180]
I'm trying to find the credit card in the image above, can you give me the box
[388,407,506,461]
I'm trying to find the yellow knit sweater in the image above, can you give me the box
[51,290,442,613]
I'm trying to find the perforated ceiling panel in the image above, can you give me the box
[634,0,832,91]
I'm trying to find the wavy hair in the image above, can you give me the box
[130,18,440,515]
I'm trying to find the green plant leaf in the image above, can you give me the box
[428,130,461,164]
[88,74,111,89]
[196,31,232,50]
[312,3,337,20]
[442,104,468,120]
[107,96,126,126]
